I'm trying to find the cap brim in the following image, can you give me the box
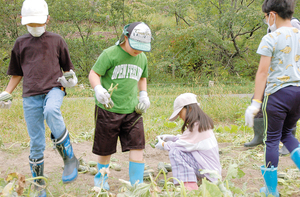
[21,15,47,25]
[168,107,183,121]
[129,38,151,52]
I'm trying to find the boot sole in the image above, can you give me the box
[63,174,78,184]
[244,143,263,147]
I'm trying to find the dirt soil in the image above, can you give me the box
[0,141,299,196]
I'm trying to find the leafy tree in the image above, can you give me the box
[0,0,26,81]
[147,0,264,81]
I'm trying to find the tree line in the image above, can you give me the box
[1,0,299,85]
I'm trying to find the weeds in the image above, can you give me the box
[0,173,48,197]
[1,84,300,196]
[112,164,249,197]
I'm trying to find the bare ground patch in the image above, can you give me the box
[0,141,299,196]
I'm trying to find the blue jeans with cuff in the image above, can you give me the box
[23,87,66,159]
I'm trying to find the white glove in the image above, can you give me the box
[155,136,165,151]
[158,134,174,142]
[57,70,78,88]
[139,91,150,111]
[94,85,110,105]
[245,99,262,127]
[0,91,13,109]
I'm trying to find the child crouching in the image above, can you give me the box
[155,93,221,191]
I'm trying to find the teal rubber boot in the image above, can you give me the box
[260,165,279,197]
[129,161,145,186]
[29,157,47,197]
[94,163,110,190]
[51,129,79,183]
[291,145,300,170]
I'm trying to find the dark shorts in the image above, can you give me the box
[92,105,145,156]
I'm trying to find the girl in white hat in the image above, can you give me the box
[155,93,221,191]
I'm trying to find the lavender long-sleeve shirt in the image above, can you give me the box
[163,123,222,182]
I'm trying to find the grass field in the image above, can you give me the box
[0,82,254,144]
[2,83,300,196]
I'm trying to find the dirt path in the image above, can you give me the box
[0,141,298,196]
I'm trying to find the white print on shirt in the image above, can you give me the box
[111,64,143,81]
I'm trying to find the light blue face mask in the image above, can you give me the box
[267,13,277,33]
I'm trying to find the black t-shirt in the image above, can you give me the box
[7,31,74,97]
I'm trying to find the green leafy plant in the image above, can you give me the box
[0,172,48,197]
[116,163,250,196]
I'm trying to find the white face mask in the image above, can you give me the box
[27,25,46,37]
[267,13,277,33]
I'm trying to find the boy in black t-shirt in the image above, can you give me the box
[0,0,79,195]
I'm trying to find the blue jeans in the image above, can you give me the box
[23,87,66,159]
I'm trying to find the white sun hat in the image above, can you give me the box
[21,0,48,25]
[169,93,199,121]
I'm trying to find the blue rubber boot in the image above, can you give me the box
[291,146,300,170]
[94,163,110,190]
[29,157,47,197]
[260,165,279,197]
[129,160,145,186]
[51,129,79,183]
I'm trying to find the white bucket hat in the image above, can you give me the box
[116,22,152,52]
[21,0,48,25]
[169,93,199,121]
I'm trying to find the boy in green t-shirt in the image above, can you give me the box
[88,22,152,190]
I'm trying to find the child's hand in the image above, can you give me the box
[0,91,12,109]
[139,91,150,111]
[245,99,262,127]
[155,137,165,150]
[158,134,174,142]
[57,70,78,88]
[94,85,111,105]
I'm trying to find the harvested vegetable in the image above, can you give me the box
[78,165,89,173]
[63,72,73,80]
[89,167,98,175]
[0,93,12,102]
[104,99,114,110]
[110,163,121,171]
[157,162,168,174]
[164,163,172,172]
[150,138,159,148]
[88,161,97,167]
[104,83,118,109]
[135,102,146,114]
[143,169,155,180]
[78,157,87,166]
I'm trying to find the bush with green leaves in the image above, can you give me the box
[1,0,300,85]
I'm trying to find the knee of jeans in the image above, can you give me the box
[44,105,59,119]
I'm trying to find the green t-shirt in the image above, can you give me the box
[92,45,148,114]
